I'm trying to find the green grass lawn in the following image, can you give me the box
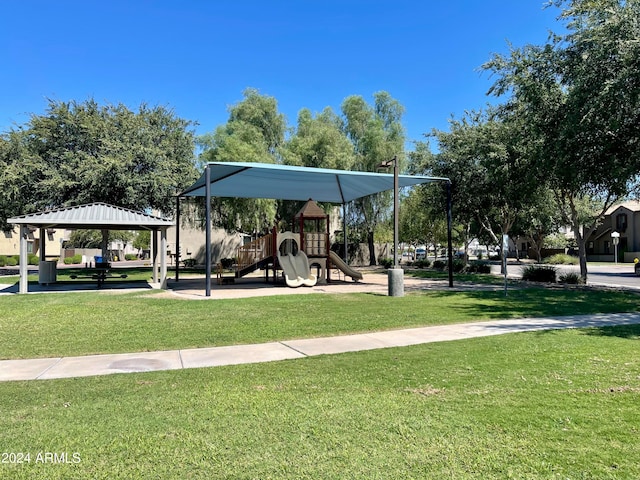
[1,324,639,479]
[1,287,639,359]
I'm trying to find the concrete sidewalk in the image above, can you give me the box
[2,312,639,382]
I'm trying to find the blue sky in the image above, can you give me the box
[1,1,564,148]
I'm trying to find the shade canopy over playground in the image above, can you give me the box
[178,162,452,297]
[179,162,448,203]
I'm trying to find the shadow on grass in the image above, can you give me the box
[0,279,152,294]
[419,287,640,320]
[583,323,640,340]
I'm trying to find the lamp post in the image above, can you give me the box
[377,156,403,297]
[612,231,620,264]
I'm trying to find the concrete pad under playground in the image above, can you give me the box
[2,312,640,382]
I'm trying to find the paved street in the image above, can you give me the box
[493,262,640,290]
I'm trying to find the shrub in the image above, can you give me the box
[63,254,83,265]
[182,258,197,268]
[543,253,579,265]
[521,264,557,283]
[467,261,491,274]
[0,255,7,267]
[452,259,466,273]
[28,254,39,265]
[559,272,584,285]
[379,258,393,269]
[414,259,431,269]
[432,260,447,270]
[125,254,138,261]
[220,257,236,269]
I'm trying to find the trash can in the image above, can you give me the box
[39,260,57,285]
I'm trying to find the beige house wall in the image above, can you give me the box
[166,225,245,266]
[0,227,65,259]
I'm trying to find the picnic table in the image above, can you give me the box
[69,262,128,288]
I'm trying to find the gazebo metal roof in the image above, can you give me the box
[8,202,174,230]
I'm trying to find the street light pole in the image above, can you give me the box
[392,156,399,268]
[612,231,620,264]
[377,156,403,297]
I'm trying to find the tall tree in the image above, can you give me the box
[484,0,640,281]
[277,107,356,225]
[341,92,405,265]
[197,88,286,233]
[425,108,538,267]
[283,107,355,170]
[0,98,197,227]
[399,185,448,255]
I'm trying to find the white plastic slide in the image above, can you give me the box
[329,251,363,282]
[278,250,318,288]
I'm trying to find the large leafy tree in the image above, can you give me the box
[277,107,357,226]
[283,107,355,170]
[399,185,449,255]
[0,98,197,228]
[0,130,47,231]
[341,91,406,265]
[424,108,538,267]
[484,0,640,281]
[197,88,286,232]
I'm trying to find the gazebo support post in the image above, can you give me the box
[19,225,28,294]
[151,229,158,283]
[39,228,46,263]
[160,228,168,289]
[101,229,109,262]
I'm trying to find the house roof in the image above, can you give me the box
[180,162,448,203]
[606,200,640,215]
[7,203,174,230]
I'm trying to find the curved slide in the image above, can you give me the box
[278,250,318,288]
[329,251,363,282]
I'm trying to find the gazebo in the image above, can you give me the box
[8,203,174,294]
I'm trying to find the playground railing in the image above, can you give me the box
[236,233,274,271]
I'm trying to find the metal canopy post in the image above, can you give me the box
[342,203,348,262]
[175,196,180,282]
[446,181,454,288]
[205,164,212,297]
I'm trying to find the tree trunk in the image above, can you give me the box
[368,230,377,266]
[576,232,588,283]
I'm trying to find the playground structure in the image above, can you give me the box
[232,199,363,287]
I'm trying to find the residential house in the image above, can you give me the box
[587,200,640,262]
